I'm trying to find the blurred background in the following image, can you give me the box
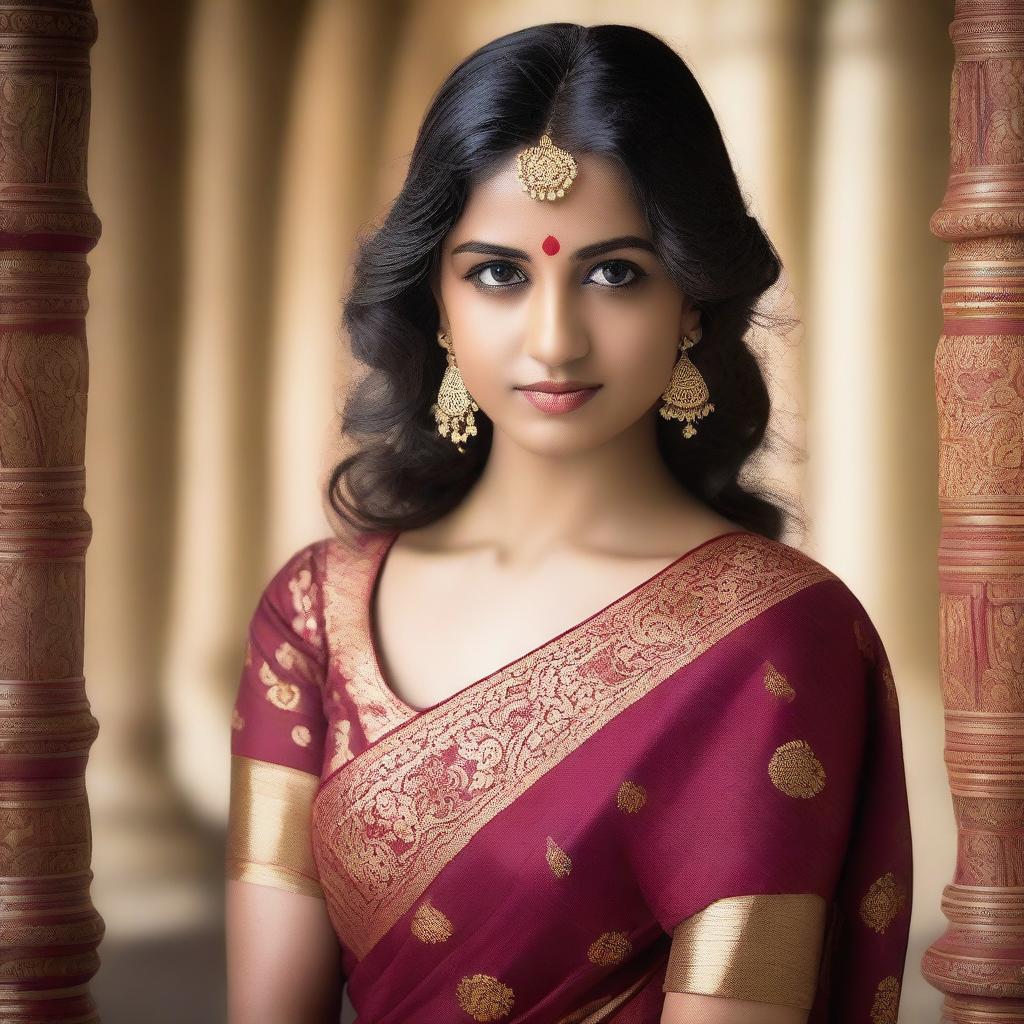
[82,0,954,1020]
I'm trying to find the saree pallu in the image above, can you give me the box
[226,529,913,1023]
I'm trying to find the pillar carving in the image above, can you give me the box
[922,1,1024,1019]
[0,1,102,1021]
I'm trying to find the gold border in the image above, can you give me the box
[664,892,827,1009]
[314,533,836,959]
[226,754,324,899]
[321,534,415,745]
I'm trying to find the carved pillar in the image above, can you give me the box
[0,2,102,1021]
[921,1,1024,1019]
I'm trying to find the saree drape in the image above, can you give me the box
[226,529,912,1022]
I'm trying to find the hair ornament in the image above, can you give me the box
[515,123,578,201]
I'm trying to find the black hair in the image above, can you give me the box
[329,22,806,541]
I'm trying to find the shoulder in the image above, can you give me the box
[723,532,882,675]
[260,531,396,641]
[722,531,865,618]
[305,530,393,573]
[261,531,386,600]
[258,540,324,614]
[251,538,338,658]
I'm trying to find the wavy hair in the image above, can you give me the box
[329,22,806,542]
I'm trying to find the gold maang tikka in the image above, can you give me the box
[431,330,479,454]
[658,327,715,439]
[515,122,578,201]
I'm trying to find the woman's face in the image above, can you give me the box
[432,151,700,455]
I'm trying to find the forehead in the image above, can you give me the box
[446,152,648,250]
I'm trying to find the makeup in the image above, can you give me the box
[517,386,600,414]
[541,235,560,255]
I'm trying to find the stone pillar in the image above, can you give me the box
[0,1,103,1020]
[921,0,1024,1019]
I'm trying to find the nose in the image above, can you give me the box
[521,274,590,368]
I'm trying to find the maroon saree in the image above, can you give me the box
[226,529,912,1022]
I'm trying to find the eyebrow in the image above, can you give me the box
[449,235,658,262]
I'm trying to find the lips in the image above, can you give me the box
[515,380,599,393]
[517,385,600,415]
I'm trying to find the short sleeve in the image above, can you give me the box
[225,540,329,898]
[631,578,910,1014]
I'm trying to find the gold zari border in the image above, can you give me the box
[664,893,827,1009]
[226,754,324,899]
[314,533,837,959]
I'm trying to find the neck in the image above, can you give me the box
[434,409,703,562]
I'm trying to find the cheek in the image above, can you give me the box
[450,328,519,398]
[589,309,678,388]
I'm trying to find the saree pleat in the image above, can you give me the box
[226,530,913,1022]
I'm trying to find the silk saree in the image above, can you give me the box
[226,529,913,1022]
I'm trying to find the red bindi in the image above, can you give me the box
[541,235,560,256]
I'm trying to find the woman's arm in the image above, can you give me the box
[226,543,338,1020]
[226,879,343,1024]
[661,992,809,1024]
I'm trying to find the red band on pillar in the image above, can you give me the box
[542,235,560,255]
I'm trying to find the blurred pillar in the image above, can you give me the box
[0,0,103,1021]
[921,0,1024,1018]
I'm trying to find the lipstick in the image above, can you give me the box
[517,386,600,414]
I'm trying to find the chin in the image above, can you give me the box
[497,417,628,457]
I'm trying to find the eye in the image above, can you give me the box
[587,260,644,289]
[469,262,527,290]
[464,257,647,292]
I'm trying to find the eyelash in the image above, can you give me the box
[464,259,647,293]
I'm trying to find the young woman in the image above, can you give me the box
[226,22,912,1024]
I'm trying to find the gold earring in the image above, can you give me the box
[658,327,714,439]
[431,330,479,454]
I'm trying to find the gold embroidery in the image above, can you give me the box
[291,725,311,748]
[869,975,900,1024]
[266,682,301,711]
[313,532,838,959]
[763,660,795,701]
[321,536,414,743]
[276,640,315,682]
[616,780,647,814]
[289,567,319,642]
[769,739,826,798]
[244,638,252,667]
[231,708,245,731]
[257,661,302,712]
[225,755,323,898]
[410,899,453,943]
[664,893,827,1009]
[455,973,515,1021]
[859,872,906,934]
[327,719,354,774]
[587,930,632,966]
[546,836,572,878]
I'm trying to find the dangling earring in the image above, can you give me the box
[658,327,714,439]
[431,330,479,454]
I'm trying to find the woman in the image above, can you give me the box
[226,22,912,1024]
